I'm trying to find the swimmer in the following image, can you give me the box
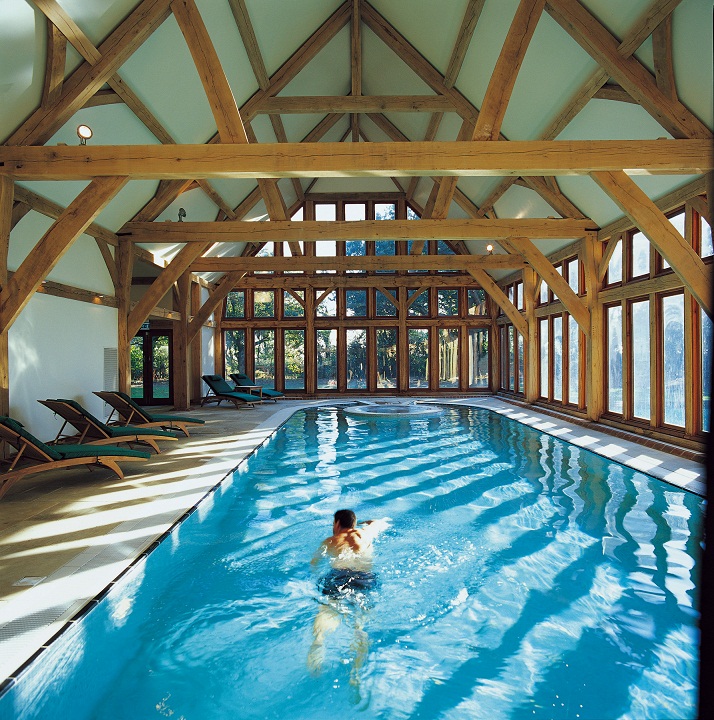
[307,509,390,689]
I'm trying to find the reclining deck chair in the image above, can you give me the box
[94,391,205,437]
[229,373,285,402]
[201,375,262,409]
[0,416,150,500]
[39,399,179,453]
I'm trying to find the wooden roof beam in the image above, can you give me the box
[187,271,246,343]
[467,268,527,337]
[256,96,456,114]
[41,17,66,107]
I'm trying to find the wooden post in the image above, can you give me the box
[397,286,408,392]
[190,280,202,402]
[0,176,13,419]
[173,271,191,410]
[522,267,539,403]
[582,234,604,421]
[305,287,316,394]
[115,237,134,394]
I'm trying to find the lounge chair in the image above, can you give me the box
[201,375,262,409]
[38,399,179,453]
[229,373,285,402]
[93,391,206,438]
[0,415,150,500]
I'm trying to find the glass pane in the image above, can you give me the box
[151,336,170,399]
[631,231,650,278]
[346,329,367,389]
[632,300,650,420]
[468,329,488,388]
[225,329,245,376]
[408,289,429,316]
[283,241,305,274]
[315,204,336,221]
[501,326,508,390]
[540,318,549,398]
[407,206,420,220]
[253,329,275,386]
[316,290,337,317]
[254,242,274,276]
[375,203,395,220]
[568,317,579,406]
[508,326,515,391]
[346,290,367,317]
[316,329,337,390]
[663,213,685,269]
[376,289,397,317]
[516,282,523,310]
[607,305,623,414]
[508,286,514,305]
[225,291,245,318]
[662,294,685,427]
[607,240,622,284]
[518,333,524,393]
[553,317,562,401]
[283,290,304,317]
[345,240,366,275]
[439,328,459,388]
[345,203,366,221]
[283,329,305,390]
[408,329,429,388]
[701,215,713,258]
[377,328,398,389]
[291,207,303,221]
[567,259,579,293]
[407,240,428,273]
[437,289,459,316]
[539,280,549,305]
[703,311,712,431]
[375,240,396,274]
[130,337,144,399]
[253,290,274,318]
[467,288,487,315]
[315,239,337,274]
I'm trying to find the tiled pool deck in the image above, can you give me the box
[0,396,706,687]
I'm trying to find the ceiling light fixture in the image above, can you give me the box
[178,208,186,222]
[76,124,93,145]
[486,244,494,255]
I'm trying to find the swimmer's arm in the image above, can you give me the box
[357,517,391,542]
[310,540,328,568]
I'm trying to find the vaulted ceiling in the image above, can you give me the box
[1,0,712,283]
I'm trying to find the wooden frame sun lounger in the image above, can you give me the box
[229,373,285,402]
[38,399,179,453]
[0,415,150,500]
[200,375,263,409]
[93,391,205,437]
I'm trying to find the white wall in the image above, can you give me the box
[8,295,118,442]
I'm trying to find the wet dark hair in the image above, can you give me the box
[334,509,356,529]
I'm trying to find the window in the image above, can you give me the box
[517,333,524,393]
[539,280,549,305]
[344,203,366,221]
[225,291,245,318]
[283,329,305,390]
[439,328,459,388]
[346,329,367,389]
[516,282,523,310]
[468,329,488,389]
[316,329,337,390]
[254,329,275,386]
[255,242,274,275]
[316,290,337,317]
[702,311,712,432]
[408,289,429,316]
[375,289,397,317]
[375,239,396,274]
[607,238,622,284]
[346,290,367,317]
[607,304,623,414]
[630,231,650,278]
[631,300,650,420]
[568,317,579,406]
[539,318,549,398]
[283,290,304,318]
[253,290,274,318]
[567,258,579,294]
[553,316,563,401]
[700,213,713,258]
[224,329,245,376]
[408,329,429,388]
[437,289,459,316]
[345,239,366,274]
[375,203,395,220]
[467,289,487,315]
[662,294,684,427]
[377,329,398,389]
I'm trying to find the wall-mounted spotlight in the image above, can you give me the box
[77,124,93,145]
[178,208,186,222]
[486,244,494,255]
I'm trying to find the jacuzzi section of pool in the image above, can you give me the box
[0,407,702,720]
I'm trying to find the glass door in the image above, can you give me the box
[130,330,173,405]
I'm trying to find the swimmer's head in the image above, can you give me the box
[334,509,356,529]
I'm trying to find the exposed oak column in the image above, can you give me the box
[173,271,191,410]
[190,280,202,402]
[582,234,604,421]
[305,289,316,395]
[522,266,539,403]
[0,177,13,418]
[115,236,134,394]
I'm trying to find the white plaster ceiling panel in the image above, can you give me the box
[241,197,269,223]
[368,0,470,76]
[8,211,56,270]
[17,180,91,208]
[580,0,660,39]
[434,113,468,142]
[205,178,265,211]
[246,0,344,78]
[379,110,430,144]
[673,0,714,129]
[309,177,397,193]
[555,98,674,141]
[278,27,351,98]
[249,113,278,144]
[501,12,598,141]
[0,0,45,143]
[194,0,259,108]
[119,15,217,144]
[279,113,338,143]
[361,116,393,142]
[494,184,562,220]
[156,186,218,224]
[457,176,512,209]
[554,176,626,228]
[51,0,140,47]
[95,180,161,231]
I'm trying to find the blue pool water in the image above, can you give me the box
[0,407,703,719]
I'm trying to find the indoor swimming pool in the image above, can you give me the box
[0,406,703,719]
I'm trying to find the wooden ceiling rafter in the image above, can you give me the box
[41,17,67,108]
[467,267,527,337]
[351,0,362,144]
[187,270,247,343]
